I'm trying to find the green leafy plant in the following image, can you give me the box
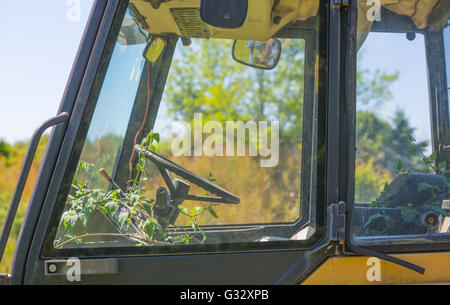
[0,140,11,159]
[362,136,450,236]
[54,131,218,248]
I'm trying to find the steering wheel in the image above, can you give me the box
[135,146,240,204]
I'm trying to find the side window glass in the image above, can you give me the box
[352,2,450,242]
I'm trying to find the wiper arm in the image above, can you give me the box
[348,244,425,274]
[333,202,425,275]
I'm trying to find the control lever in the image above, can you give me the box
[99,168,122,191]
[153,179,190,229]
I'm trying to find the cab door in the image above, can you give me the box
[316,0,450,285]
[10,0,345,285]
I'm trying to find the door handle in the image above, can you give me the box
[0,112,70,263]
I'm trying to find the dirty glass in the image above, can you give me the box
[50,6,321,250]
[351,1,450,244]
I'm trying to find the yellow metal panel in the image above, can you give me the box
[303,252,450,284]
[130,0,319,41]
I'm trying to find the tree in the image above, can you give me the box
[0,140,10,159]
[165,38,306,144]
[384,110,427,172]
[356,110,426,175]
[357,67,399,107]
[357,50,399,107]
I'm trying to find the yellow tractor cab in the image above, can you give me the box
[1,0,450,285]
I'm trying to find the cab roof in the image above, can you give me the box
[129,0,319,41]
[129,0,445,42]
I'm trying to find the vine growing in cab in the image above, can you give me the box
[54,131,218,248]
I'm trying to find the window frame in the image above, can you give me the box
[346,6,450,254]
[39,0,330,259]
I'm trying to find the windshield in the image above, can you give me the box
[49,6,322,251]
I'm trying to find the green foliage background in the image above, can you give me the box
[0,136,49,273]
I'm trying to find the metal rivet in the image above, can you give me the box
[48,264,57,273]
[406,32,416,41]
[273,16,282,25]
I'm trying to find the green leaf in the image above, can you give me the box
[396,160,403,172]
[128,193,140,207]
[142,220,155,239]
[78,212,89,227]
[141,200,153,215]
[192,222,199,233]
[179,205,189,214]
[62,211,78,230]
[154,221,164,238]
[429,151,437,161]
[63,232,76,240]
[208,171,217,182]
[208,207,218,218]
[105,201,120,217]
[99,206,107,214]
[418,182,432,192]
[84,197,97,214]
[90,189,101,200]
[153,132,160,143]
[382,182,390,195]
[118,212,129,229]
[364,213,384,227]
[400,206,417,222]
[192,206,203,216]
[408,148,417,153]
[110,189,119,199]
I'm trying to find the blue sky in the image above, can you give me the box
[359,32,431,146]
[0,1,94,143]
[0,2,436,149]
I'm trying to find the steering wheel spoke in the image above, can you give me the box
[135,146,240,205]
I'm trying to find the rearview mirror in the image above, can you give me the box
[143,37,167,63]
[118,18,149,46]
[232,39,281,70]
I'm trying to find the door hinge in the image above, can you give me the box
[327,201,346,242]
[331,0,350,9]
[0,273,11,285]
